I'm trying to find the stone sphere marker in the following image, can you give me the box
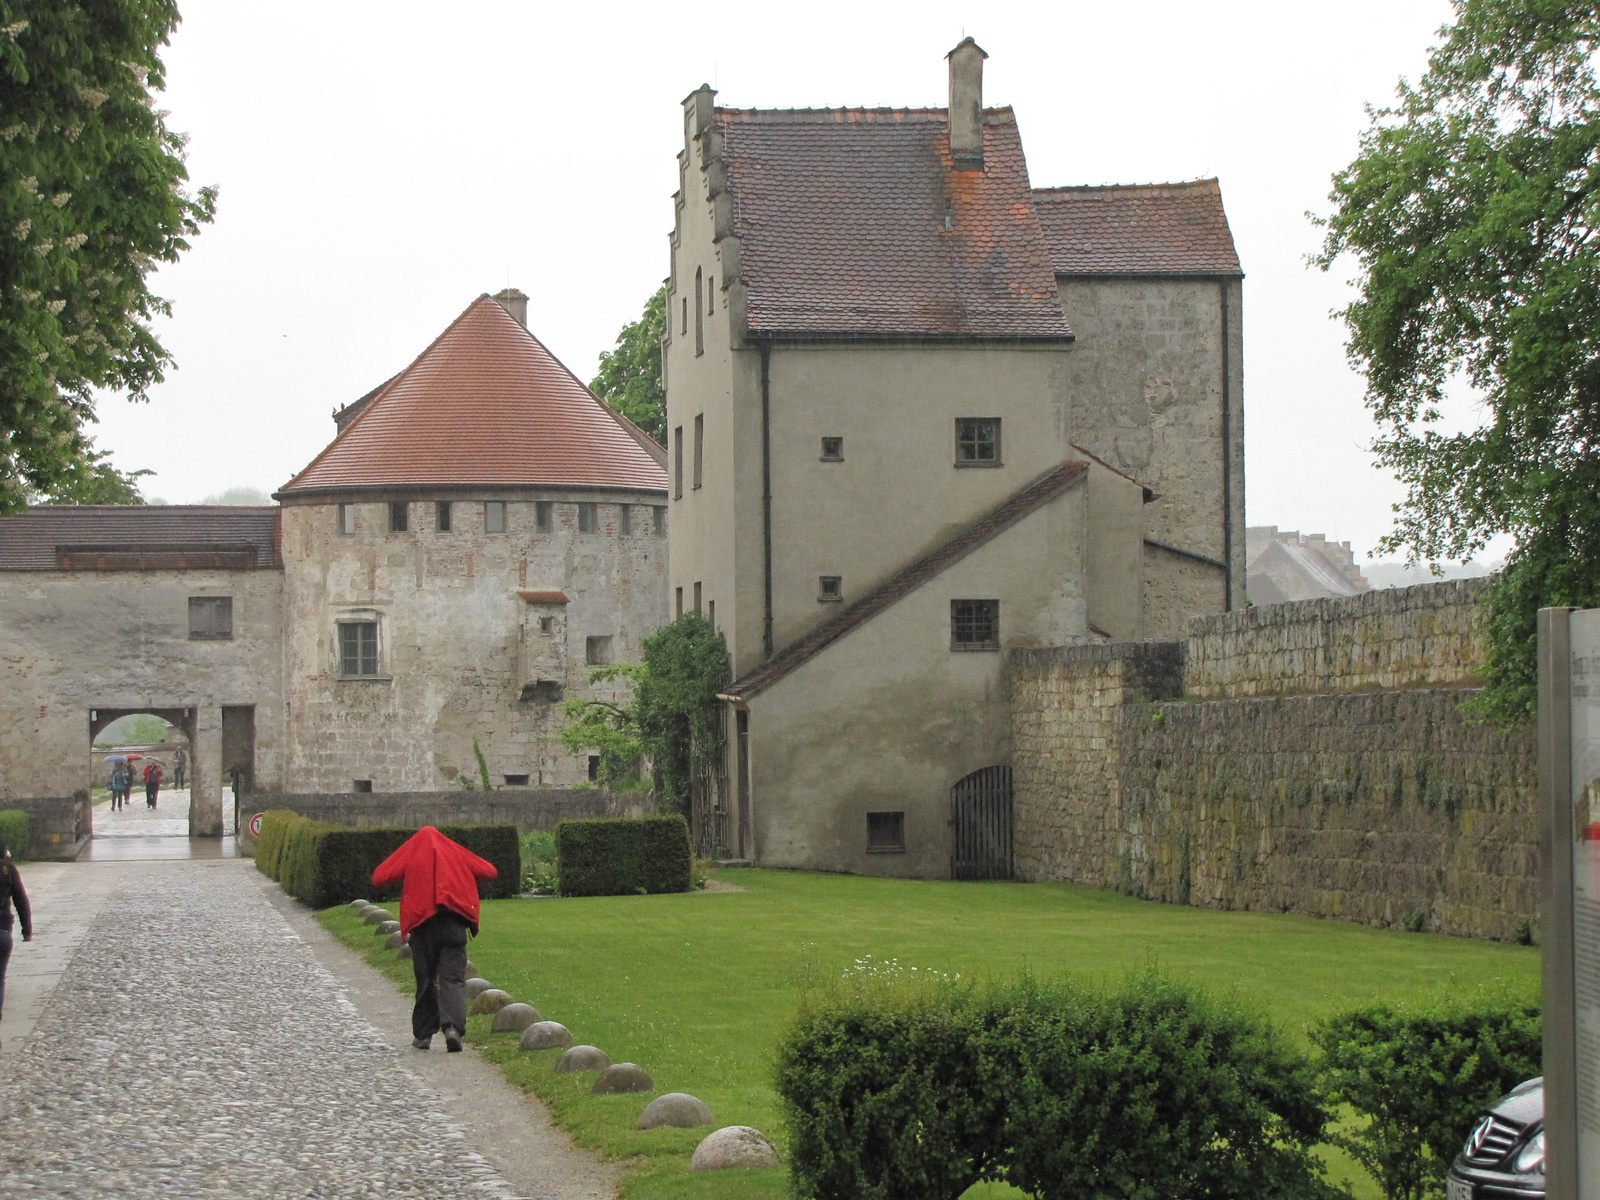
[591,1063,653,1094]
[639,1093,713,1130]
[373,920,400,937]
[362,908,392,926]
[397,944,413,960]
[468,989,513,1016]
[554,1045,610,1074]
[384,932,404,950]
[491,1003,542,1033]
[691,1126,780,1171]
[463,978,495,1000]
[348,898,369,909]
[519,1021,574,1051]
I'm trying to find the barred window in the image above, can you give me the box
[955,418,1001,466]
[820,436,844,462]
[867,811,905,853]
[188,596,233,640]
[950,599,1000,650]
[818,575,842,602]
[339,621,380,677]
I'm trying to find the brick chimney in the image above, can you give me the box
[946,37,988,171]
[492,287,528,328]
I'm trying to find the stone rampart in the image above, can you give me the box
[1011,580,1538,941]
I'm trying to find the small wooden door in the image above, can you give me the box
[950,766,1014,880]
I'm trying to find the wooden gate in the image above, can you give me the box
[950,765,1014,880]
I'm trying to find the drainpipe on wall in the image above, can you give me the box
[1219,279,1233,611]
[761,338,774,660]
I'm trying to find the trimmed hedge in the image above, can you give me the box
[555,814,692,896]
[776,971,1345,1200]
[1312,998,1542,1200]
[253,811,520,909]
[0,810,28,861]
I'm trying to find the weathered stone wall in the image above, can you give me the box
[260,788,647,834]
[4,792,91,860]
[1011,580,1538,941]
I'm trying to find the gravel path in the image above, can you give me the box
[0,860,573,1198]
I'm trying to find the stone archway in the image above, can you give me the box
[88,706,213,837]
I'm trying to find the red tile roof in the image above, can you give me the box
[716,107,1070,340]
[1032,180,1241,277]
[722,461,1088,700]
[0,506,282,570]
[281,296,668,496]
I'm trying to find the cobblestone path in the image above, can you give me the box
[0,860,525,1198]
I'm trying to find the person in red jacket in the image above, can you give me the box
[370,827,498,1052]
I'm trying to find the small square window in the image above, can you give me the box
[520,679,563,703]
[675,587,683,618]
[539,616,554,635]
[484,501,506,533]
[820,437,844,462]
[867,811,905,854]
[588,755,601,782]
[503,773,529,787]
[654,506,667,536]
[353,779,373,793]
[536,501,553,532]
[707,599,715,630]
[188,596,233,640]
[693,581,702,614]
[389,502,409,532]
[818,576,842,603]
[578,502,598,533]
[955,418,1001,466]
[951,599,1000,651]
[435,501,452,532]
[339,620,380,677]
[586,634,613,665]
[338,504,356,535]
[618,504,632,535]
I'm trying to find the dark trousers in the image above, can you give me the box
[0,928,12,1020]
[174,765,185,788]
[408,910,469,1039]
[145,780,159,807]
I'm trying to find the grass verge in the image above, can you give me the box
[317,868,1539,1200]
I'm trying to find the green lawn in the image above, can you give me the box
[317,869,1539,1200]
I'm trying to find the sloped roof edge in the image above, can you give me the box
[723,460,1089,700]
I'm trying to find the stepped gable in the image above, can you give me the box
[716,107,1070,340]
[1032,179,1241,277]
[281,296,667,496]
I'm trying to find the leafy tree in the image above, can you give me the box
[0,1,216,513]
[36,444,150,503]
[590,287,666,443]
[1316,0,1600,724]
[559,614,731,814]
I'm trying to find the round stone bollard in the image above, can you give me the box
[373,920,400,937]
[397,943,413,960]
[491,1003,542,1033]
[591,1062,653,1094]
[465,959,479,979]
[348,898,369,909]
[519,1021,574,1051]
[691,1126,780,1171]
[384,932,404,950]
[463,978,494,1000]
[362,908,392,926]
[468,989,513,1016]
[639,1093,713,1130]
[554,1045,611,1074]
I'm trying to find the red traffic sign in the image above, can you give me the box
[248,812,265,837]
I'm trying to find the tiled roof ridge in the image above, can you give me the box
[717,105,1016,124]
[514,320,668,465]
[1068,443,1149,488]
[723,460,1089,700]
[20,504,280,513]
[281,296,490,492]
[1034,178,1222,198]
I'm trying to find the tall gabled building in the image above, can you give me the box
[666,41,1243,875]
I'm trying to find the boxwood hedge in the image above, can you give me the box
[0,809,29,861]
[555,814,692,896]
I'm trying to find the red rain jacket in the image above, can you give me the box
[370,826,498,936]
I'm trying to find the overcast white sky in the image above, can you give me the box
[85,0,1488,564]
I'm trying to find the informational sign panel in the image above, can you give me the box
[1539,606,1600,1200]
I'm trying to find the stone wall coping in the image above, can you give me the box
[1187,576,1491,640]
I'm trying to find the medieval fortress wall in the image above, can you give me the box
[1010,578,1539,941]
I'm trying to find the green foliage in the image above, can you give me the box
[637,613,731,816]
[36,444,151,503]
[1311,995,1542,1200]
[559,664,648,790]
[97,712,166,745]
[589,287,666,442]
[776,970,1346,1200]
[0,809,29,860]
[254,809,520,908]
[474,739,491,792]
[520,829,557,893]
[554,815,692,897]
[1316,1,1600,724]
[0,1,216,512]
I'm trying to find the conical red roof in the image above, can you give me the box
[281,296,666,494]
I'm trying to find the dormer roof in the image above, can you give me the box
[279,296,667,497]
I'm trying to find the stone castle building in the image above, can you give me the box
[1245,525,1371,605]
[0,292,669,840]
[666,40,1244,875]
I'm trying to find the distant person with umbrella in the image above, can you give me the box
[370,827,498,1053]
[142,759,164,808]
[0,829,33,1051]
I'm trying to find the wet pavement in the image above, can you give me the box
[78,789,242,861]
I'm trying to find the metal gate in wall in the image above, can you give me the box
[950,765,1014,880]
